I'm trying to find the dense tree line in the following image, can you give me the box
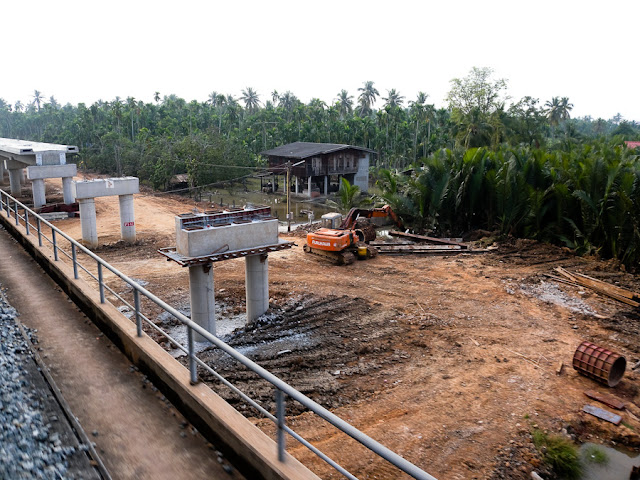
[1,67,638,189]
[1,68,640,265]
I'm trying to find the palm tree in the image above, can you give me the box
[383,89,405,109]
[336,89,353,119]
[154,91,161,103]
[240,87,261,114]
[559,97,573,121]
[32,90,44,111]
[357,81,379,116]
[14,101,23,113]
[48,96,60,109]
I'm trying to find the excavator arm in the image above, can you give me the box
[338,205,404,231]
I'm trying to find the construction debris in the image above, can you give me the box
[556,361,564,375]
[584,390,626,410]
[388,231,469,248]
[554,267,640,308]
[582,404,622,425]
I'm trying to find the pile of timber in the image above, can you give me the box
[550,267,640,308]
[371,231,488,255]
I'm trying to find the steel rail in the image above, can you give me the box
[0,188,436,480]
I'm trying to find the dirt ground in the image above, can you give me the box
[29,177,640,479]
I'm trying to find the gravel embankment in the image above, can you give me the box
[0,290,96,479]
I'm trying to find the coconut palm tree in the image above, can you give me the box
[32,90,44,111]
[240,87,261,114]
[357,81,379,116]
[336,89,353,119]
[383,89,405,109]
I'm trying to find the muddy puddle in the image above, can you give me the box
[580,442,640,479]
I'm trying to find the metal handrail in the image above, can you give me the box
[0,188,436,480]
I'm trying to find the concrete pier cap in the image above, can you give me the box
[72,177,140,247]
[174,206,280,337]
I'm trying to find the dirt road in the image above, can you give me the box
[36,178,640,479]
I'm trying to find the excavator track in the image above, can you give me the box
[303,245,356,265]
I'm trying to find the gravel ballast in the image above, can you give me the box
[0,288,100,479]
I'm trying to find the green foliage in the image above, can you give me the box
[532,430,582,479]
[581,444,609,465]
[335,177,371,210]
[372,139,640,269]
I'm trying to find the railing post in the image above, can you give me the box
[188,326,198,385]
[98,262,105,303]
[24,210,30,235]
[276,389,286,462]
[134,289,142,337]
[72,243,78,279]
[37,218,42,246]
[52,229,58,261]
[15,201,19,226]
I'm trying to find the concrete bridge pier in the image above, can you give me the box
[245,254,269,323]
[188,264,216,341]
[28,164,78,209]
[0,160,5,184]
[8,167,23,196]
[72,177,139,247]
[31,178,46,208]
[78,198,98,248]
[118,194,136,243]
[62,177,74,204]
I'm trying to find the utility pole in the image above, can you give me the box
[286,160,305,233]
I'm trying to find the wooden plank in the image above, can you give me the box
[555,268,640,307]
[583,404,622,425]
[389,231,468,248]
[584,390,626,410]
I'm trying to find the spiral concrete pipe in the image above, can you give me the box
[572,341,626,387]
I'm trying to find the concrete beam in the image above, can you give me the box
[72,177,139,199]
[27,164,77,180]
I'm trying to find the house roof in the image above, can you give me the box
[260,142,374,159]
[624,141,640,149]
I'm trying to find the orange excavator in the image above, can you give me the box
[303,205,403,265]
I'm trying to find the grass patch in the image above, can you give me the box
[532,430,582,479]
[581,444,609,465]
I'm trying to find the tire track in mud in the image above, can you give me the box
[193,295,412,415]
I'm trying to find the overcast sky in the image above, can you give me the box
[3,0,638,121]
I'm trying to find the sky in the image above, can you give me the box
[2,0,639,121]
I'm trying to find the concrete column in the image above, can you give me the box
[62,177,74,204]
[78,198,98,248]
[31,179,46,209]
[21,169,27,183]
[8,169,22,196]
[324,175,328,195]
[295,176,299,195]
[189,264,216,341]
[0,161,5,184]
[245,254,269,323]
[118,194,136,243]
[307,176,312,199]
